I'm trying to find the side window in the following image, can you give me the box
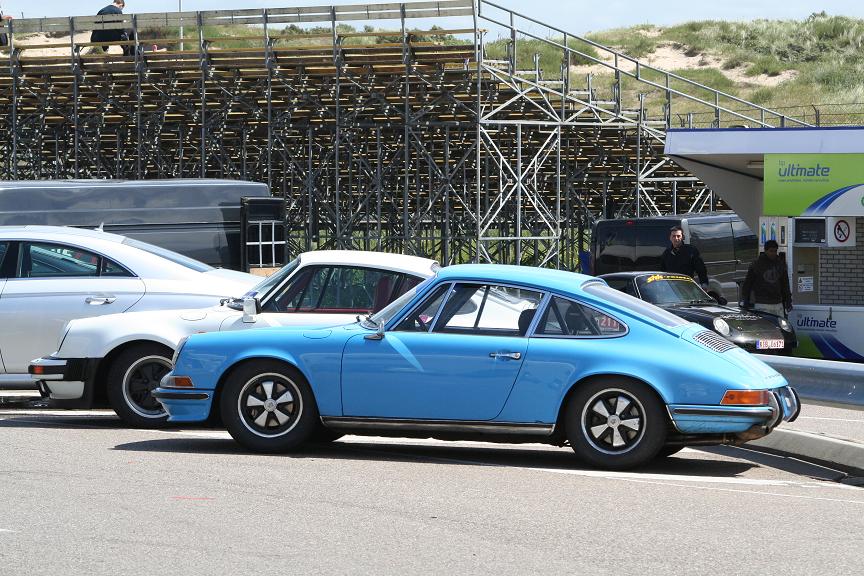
[537,296,626,337]
[263,266,407,313]
[101,257,133,277]
[688,222,735,264]
[433,283,543,337]
[0,242,8,277]
[24,243,101,278]
[395,283,450,332]
[317,267,405,312]
[297,267,331,310]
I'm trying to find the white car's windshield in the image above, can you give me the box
[362,276,436,328]
[225,257,301,310]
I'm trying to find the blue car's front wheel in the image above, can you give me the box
[565,377,667,470]
[220,361,319,453]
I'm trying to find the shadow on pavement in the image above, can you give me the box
[110,435,759,477]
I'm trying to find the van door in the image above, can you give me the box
[0,241,145,374]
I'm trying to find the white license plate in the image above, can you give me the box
[756,339,784,350]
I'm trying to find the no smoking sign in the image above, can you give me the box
[834,219,850,243]
[827,217,856,248]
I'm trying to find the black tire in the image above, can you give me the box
[220,360,318,453]
[655,445,684,459]
[309,426,344,444]
[106,343,173,427]
[565,377,667,470]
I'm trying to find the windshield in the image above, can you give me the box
[363,275,436,328]
[583,280,689,328]
[122,237,214,272]
[224,257,301,310]
[635,274,713,305]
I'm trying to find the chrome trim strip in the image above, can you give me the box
[152,390,210,401]
[670,406,774,418]
[321,417,554,436]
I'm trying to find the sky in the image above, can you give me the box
[4,0,864,35]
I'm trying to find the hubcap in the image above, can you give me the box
[237,373,302,438]
[581,388,646,455]
[123,355,172,418]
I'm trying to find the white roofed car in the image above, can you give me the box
[30,250,440,426]
[0,225,258,389]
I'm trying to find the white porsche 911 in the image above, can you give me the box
[1,226,257,390]
[30,250,439,426]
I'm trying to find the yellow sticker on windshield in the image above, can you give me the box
[645,274,692,283]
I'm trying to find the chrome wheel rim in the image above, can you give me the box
[237,373,302,438]
[581,388,646,455]
[123,355,172,418]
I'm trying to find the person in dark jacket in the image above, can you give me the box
[740,239,792,317]
[660,225,709,289]
[91,0,132,55]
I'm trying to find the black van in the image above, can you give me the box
[0,179,270,270]
[590,213,757,302]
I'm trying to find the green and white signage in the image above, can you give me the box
[764,153,864,217]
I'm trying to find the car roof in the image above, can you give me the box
[297,250,439,276]
[0,225,127,242]
[436,264,595,296]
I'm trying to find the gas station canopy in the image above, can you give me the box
[665,127,864,231]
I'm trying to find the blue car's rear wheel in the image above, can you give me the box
[221,361,318,453]
[565,377,666,470]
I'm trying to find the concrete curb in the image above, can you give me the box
[748,428,864,476]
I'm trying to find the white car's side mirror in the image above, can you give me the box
[242,297,261,323]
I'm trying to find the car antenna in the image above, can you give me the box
[95,222,105,232]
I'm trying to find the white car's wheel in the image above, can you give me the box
[220,360,318,453]
[107,343,172,427]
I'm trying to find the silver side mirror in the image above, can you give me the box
[364,319,385,340]
[242,297,260,323]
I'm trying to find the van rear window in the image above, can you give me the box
[122,237,214,272]
[593,222,670,274]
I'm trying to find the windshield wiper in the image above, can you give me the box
[688,299,715,305]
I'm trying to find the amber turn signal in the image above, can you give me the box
[166,376,194,388]
[720,390,770,405]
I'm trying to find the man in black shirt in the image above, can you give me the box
[740,239,792,318]
[660,225,709,290]
[91,0,131,55]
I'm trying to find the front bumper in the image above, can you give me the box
[668,385,800,436]
[152,377,214,422]
[28,356,99,402]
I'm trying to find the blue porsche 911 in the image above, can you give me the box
[154,264,800,469]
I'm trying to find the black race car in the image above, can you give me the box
[599,271,797,354]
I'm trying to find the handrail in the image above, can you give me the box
[478,0,811,129]
[0,0,475,33]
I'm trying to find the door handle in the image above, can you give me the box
[489,352,521,360]
[85,296,117,305]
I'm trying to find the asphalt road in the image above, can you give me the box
[1,408,863,575]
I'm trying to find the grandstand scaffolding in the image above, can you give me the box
[0,0,810,267]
